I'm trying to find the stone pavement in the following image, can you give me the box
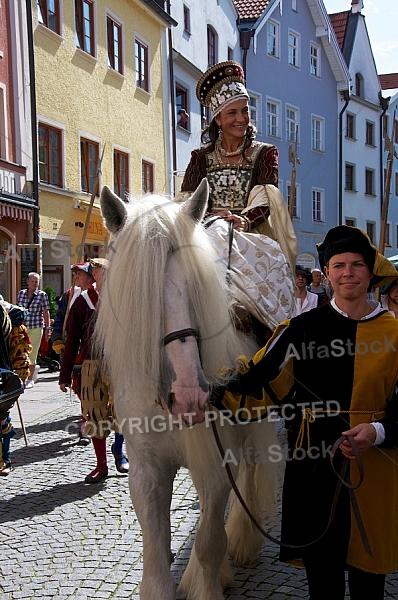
[1,367,398,599]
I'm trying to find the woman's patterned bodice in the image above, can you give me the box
[181,141,278,214]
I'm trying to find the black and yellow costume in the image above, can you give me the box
[223,303,398,575]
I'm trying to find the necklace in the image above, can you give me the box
[216,138,244,157]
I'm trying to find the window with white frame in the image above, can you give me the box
[267,21,279,57]
[38,0,61,34]
[310,43,320,77]
[183,5,190,34]
[287,182,299,218]
[366,222,375,244]
[107,15,123,74]
[266,100,279,138]
[286,106,298,142]
[249,93,261,132]
[288,31,299,67]
[312,188,323,222]
[395,172,398,196]
[75,0,95,56]
[135,36,149,92]
[385,223,391,246]
[311,116,324,151]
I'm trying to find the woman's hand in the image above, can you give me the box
[339,423,377,459]
[216,210,248,232]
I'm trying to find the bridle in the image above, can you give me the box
[163,328,200,347]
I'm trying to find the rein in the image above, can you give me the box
[211,420,372,555]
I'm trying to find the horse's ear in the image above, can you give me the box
[181,178,209,223]
[100,185,128,233]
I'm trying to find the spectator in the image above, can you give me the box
[295,265,318,314]
[17,272,50,389]
[380,276,398,319]
[308,267,332,306]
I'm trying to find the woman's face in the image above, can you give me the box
[215,99,249,140]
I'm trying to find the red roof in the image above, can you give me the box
[379,73,398,90]
[329,11,349,51]
[234,0,271,20]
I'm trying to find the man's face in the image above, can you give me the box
[312,270,321,285]
[27,275,39,291]
[388,280,398,306]
[295,273,308,290]
[325,252,371,302]
[74,270,93,290]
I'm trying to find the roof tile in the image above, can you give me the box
[234,0,271,20]
[379,73,398,90]
[328,11,349,51]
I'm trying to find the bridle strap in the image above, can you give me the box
[163,328,200,346]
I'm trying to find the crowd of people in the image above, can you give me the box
[2,57,398,598]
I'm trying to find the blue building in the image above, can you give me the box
[235,0,350,267]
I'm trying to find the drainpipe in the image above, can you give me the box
[239,29,253,82]
[379,92,390,216]
[26,0,39,245]
[338,90,350,225]
[166,0,176,196]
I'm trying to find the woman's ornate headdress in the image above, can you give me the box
[196,61,249,117]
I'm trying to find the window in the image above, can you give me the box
[0,87,7,160]
[207,26,217,67]
[365,121,374,146]
[249,94,260,131]
[395,120,398,144]
[287,183,299,218]
[288,31,299,67]
[395,172,398,196]
[312,116,324,151]
[365,169,374,195]
[355,73,363,97]
[267,21,278,57]
[346,113,355,139]
[142,160,154,193]
[114,150,129,199]
[312,189,323,222]
[183,5,190,34]
[107,16,122,74]
[135,38,149,92]
[345,218,355,227]
[345,164,354,191]
[81,138,99,194]
[75,0,94,56]
[176,84,189,130]
[286,107,298,142]
[266,100,279,138]
[366,222,375,244]
[38,123,62,187]
[228,47,233,61]
[37,0,60,34]
[310,43,320,77]
[385,223,391,246]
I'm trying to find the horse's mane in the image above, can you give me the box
[94,194,257,399]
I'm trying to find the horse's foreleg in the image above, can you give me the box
[178,482,232,600]
[129,464,176,600]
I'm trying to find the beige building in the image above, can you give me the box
[33,0,175,296]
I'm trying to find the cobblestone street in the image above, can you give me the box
[1,369,398,599]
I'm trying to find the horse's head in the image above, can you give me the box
[99,181,214,426]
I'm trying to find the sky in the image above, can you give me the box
[322,0,398,75]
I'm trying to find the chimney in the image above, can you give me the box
[351,0,364,13]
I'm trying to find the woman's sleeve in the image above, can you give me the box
[180,150,206,192]
[9,325,32,382]
[255,145,279,186]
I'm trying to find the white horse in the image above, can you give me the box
[95,180,282,600]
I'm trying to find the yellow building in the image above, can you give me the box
[33,0,175,296]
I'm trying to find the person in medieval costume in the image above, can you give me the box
[212,225,398,599]
[177,60,297,341]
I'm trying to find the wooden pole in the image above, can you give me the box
[62,146,106,337]
[378,110,397,255]
[288,125,300,219]
[16,398,28,446]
